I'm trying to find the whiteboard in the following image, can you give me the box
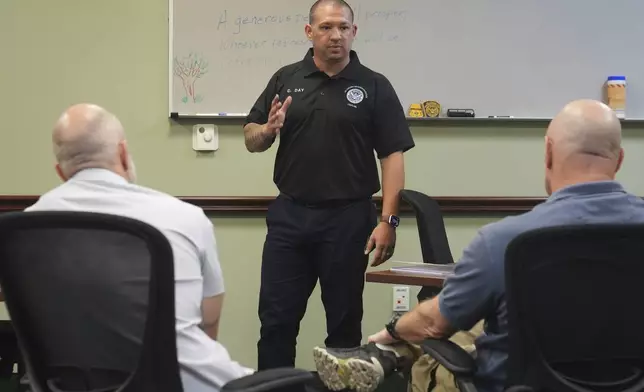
[170,0,644,119]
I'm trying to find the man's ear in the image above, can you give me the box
[545,136,554,170]
[616,147,625,173]
[118,140,129,172]
[305,24,313,40]
[55,164,67,182]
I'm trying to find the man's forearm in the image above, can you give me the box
[380,152,405,216]
[244,123,274,152]
[201,320,220,340]
[395,297,452,343]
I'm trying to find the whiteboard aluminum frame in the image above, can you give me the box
[168,0,174,116]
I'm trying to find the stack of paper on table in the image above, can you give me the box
[389,261,455,278]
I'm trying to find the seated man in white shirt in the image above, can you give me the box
[25,103,254,392]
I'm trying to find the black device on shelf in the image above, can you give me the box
[446,109,475,117]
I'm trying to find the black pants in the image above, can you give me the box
[257,194,377,370]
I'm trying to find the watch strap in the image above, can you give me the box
[385,315,403,341]
[381,215,400,228]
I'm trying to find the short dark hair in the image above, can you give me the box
[308,0,355,24]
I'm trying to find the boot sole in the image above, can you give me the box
[313,347,384,392]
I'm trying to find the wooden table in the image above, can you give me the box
[366,270,446,287]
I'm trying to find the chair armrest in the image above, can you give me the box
[421,338,476,378]
[222,368,314,392]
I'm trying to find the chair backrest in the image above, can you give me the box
[0,211,183,392]
[399,189,454,265]
[399,190,454,302]
[504,224,644,392]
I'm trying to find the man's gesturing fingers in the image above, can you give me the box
[280,96,293,114]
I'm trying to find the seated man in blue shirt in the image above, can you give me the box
[313,99,644,392]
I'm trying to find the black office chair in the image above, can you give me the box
[0,320,24,387]
[420,224,644,392]
[399,189,454,301]
[0,211,312,392]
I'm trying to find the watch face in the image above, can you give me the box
[390,215,400,227]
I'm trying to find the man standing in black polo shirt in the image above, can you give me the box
[243,0,415,370]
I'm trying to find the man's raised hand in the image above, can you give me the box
[264,94,292,135]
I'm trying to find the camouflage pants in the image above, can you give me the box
[408,321,484,392]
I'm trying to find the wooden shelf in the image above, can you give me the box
[366,270,446,287]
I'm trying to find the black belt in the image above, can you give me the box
[280,193,370,209]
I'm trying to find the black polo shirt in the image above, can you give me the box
[245,48,415,204]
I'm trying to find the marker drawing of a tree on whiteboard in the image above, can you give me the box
[174,52,209,104]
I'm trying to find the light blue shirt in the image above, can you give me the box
[438,181,644,392]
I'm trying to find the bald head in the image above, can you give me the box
[544,99,624,194]
[53,103,135,182]
[547,99,622,159]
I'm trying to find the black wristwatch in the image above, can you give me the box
[385,314,403,341]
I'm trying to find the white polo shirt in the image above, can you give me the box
[25,168,254,392]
